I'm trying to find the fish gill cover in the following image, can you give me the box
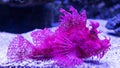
[7,6,111,67]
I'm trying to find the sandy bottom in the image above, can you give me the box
[0,19,120,68]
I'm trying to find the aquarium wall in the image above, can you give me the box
[0,0,120,33]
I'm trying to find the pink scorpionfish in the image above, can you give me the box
[7,6,111,67]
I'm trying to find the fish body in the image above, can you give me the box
[7,6,111,67]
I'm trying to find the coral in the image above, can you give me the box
[7,6,111,67]
[105,14,120,35]
[106,14,120,30]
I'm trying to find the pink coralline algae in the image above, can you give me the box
[7,6,111,67]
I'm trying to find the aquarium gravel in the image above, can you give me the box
[0,20,120,68]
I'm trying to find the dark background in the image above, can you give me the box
[0,0,120,33]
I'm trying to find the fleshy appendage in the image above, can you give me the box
[7,29,56,61]
[7,35,35,62]
[56,6,111,58]
[30,28,55,60]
